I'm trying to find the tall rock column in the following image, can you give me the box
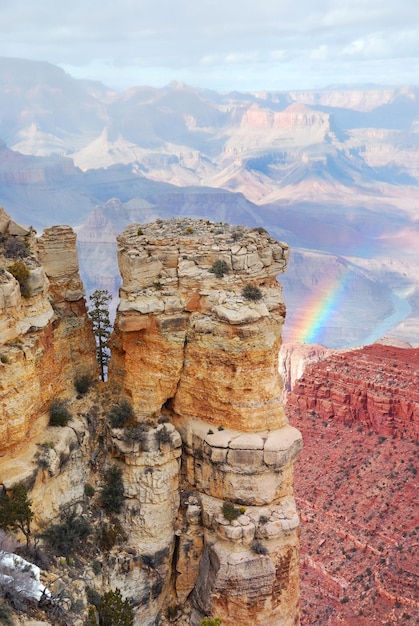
[0,216,96,492]
[110,219,302,626]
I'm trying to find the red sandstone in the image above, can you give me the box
[287,344,419,625]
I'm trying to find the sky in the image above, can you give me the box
[1,0,419,92]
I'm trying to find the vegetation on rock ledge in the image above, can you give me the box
[100,466,124,514]
[222,502,241,522]
[0,484,33,548]
[49,399,72,427]
[210,259,229,278]
[242,284,262,301]
[7,260,30,298]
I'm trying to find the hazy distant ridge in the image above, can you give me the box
[0,57,418,349]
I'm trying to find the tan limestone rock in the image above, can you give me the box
[110,219,301,625]
[0,215,96,455]
[111,218,288,431]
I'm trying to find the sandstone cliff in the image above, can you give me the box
[288,343,419,438]
[286,343,419,625]
[0,209,96,465]
[0,215,301,626]
[108,219,302,625]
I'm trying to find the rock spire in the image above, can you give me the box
[111,218,302,626]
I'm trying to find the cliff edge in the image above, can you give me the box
[0,214,301,626]
[110,218,302,625]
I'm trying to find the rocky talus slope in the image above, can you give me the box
[0,214,301,626]
[286,344,419,625]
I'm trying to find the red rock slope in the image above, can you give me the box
[287,344,419,625]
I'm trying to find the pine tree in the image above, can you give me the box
[100,466,124,514]
[88,290,112,382]
[97,588,134,626]
[0,484,33,547]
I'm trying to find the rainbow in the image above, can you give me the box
[287,270,351,345]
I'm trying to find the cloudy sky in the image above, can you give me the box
[1,0,418,91]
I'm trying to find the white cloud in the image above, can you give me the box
[0,0,418,90]
[310,45,331,61]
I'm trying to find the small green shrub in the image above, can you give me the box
[0,600,13,626]
[84,483,95,498]
[100,466,124,514]
[3,236,29,259]
[97,518,127,552]
[222,502,240,522]
[242,284,262,301]
[41,508,91,556]
[41,441,54,449]
[210,259,229,278]
[0,483,33,548]
[123,424,145,443]
[97,588,134,626]
[259,515,269,524]
[167,604,180,619]
[71,597,84,614]
[185,226,194,234]
[109,400,135,428]
[137,228,144,236]
[251,541,268,555]
[86,586,101,607]
[49,399,72,426]
[200,618,222,626]
[75,373,92,394]
[0,355,9,364]
[156,425,171,444]
[91,560,102,576]
[8,260,30,297]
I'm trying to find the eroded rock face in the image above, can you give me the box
[111,218,301,626]
[287,345,419,625]
[0,215,301,626]
[0,215,96,456]
[105,422,183,624]
[111,219,288,431]
[288,343,419,438]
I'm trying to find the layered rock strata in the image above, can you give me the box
[105,422,183,623]
[288,343,419,438]
[111,218,302,626]
[287,345,419,624]
[0,210,96,464]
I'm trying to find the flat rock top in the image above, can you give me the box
[119,218,288,251]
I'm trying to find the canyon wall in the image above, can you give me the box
[0,213,301,626]
[110,218,302,626]
[286,343,419,625]
[288,343,419,438]
[0,209,96,463]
